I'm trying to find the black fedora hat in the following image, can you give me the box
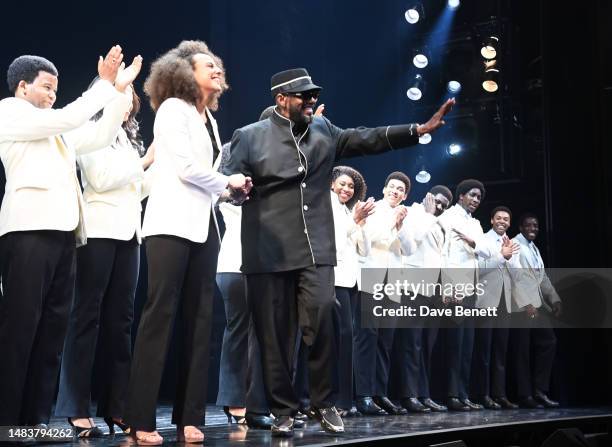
[270,68,322,96]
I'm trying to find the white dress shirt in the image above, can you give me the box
[217,203,242,273]
[0,80,131,246]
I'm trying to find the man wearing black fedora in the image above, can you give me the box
[224,67,454,437]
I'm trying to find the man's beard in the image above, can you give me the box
[289,104,312,126]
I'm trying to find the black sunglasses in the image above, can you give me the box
[286,91,320,101]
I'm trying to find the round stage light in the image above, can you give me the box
[405,8,420,24]
[447,143,462,155]
[406,74,424,101]
[416,169,431,184]
[481,36,499,59]
[482,68,499,92]
[413,53,428,68]
[447,80,462,94]
[448,0,460,8]
[419,133,432,144]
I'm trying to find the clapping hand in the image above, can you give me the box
[114,55,144,92]
[353,197,375,226]
[423,192,436,215]
[500,235,520,260]
[98,45,124,83]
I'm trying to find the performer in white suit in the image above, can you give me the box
[122,41,250,446]
[0,46,139,427]
[471,206,520,410]
[55,83,153,437]
[396,185,452,413]
[329,166,372,416]
[437,179,492,411]
[510,213,561,409]
[354,171,411,416]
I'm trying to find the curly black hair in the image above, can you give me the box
[429,185,453,203]
[144,40,228,112]
[455,178,485,201]
[491,205,512,219]
[331,165,367,210]
[7,55,58,93]
[384,171,411,195]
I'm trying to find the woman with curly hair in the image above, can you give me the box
[330,166,374,416]
[54,78,153,438]
[123,41,249,445]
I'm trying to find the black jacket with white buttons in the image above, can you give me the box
[224,109,419,274]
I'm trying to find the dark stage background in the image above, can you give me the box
[0,0,611,407]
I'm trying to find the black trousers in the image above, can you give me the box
[246,265,337,416]
[124,221,219,431]
[445,296,475,400]
[471,298,511,399]
[511,312,557,398]
[334,286,358,409]
[0,230,76,425]
[216,272,268,414]
[55,237,140,418]
[353,291,396,398]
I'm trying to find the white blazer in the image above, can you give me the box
[437,204,492,293]
[511,233,561,312]
[0,80,130,246]
[217,202,242,273]
[331,191,369,288]
[476,229,520,311]
[78,128,150,243]
[142,98,228,243]
[400,202,444,297]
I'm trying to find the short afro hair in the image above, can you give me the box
[518,212,539,227]
[332,165,367,210]
[429,185,453,203]
[455,179,485,201]
[384,171,411,194]
[491,205,512,219]
[7,55,58,93]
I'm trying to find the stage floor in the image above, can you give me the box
[33,405,612,446]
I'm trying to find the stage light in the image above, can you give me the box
[419,133,432,144]
[405,4,423,24]
[448,0,460,9]
[406,74,424,101]
[480,36,499,59]
[413,50,429,68]
[482,60,499,92]
[447,143,462,155]
[415,168,431,184]
[447,80,462,94]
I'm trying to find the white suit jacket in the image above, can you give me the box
[142,98,228,243]
[0,80,130,246]
[331,191,369,288]
[361,199,411,300]
[78,128,150,243]
[511,233,561,312]
[476,229,520,311]
[400,202,445,297]
[437,204,492,293]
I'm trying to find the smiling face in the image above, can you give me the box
[383,179,408,208]
[17,70,58,109]
[276,90,319,126]
[331,174,355,204]
[458,187,482,214]
[520,216,539,241]
[491,210,511,236]
[192,53,223,98]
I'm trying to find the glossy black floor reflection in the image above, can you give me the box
[40,405,612,446]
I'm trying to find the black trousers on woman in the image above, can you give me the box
[124,217,219,431]
[55,237,140,418]
[334,286,358,409]
[216,272,268,414]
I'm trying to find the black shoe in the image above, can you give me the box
[67,418,105,438]
[293,418,305,429]
[356,397,387,415]
[271,415,294,437]
[493,396,519,410]
[223,406,247,424]
[338,407,360,418]
[373,396,407,415]
[104,417,131,435]
[461,398,484,410]
[447,397,471,411]
[534,391,560,408]
[295,411,309,421]
[314,407,345,433]
[400,397,431,413]
[245,412,273,429]
[519,396,544,409]
[420,398,447,412]
[478,395,502,410]
[300,405,318,420]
